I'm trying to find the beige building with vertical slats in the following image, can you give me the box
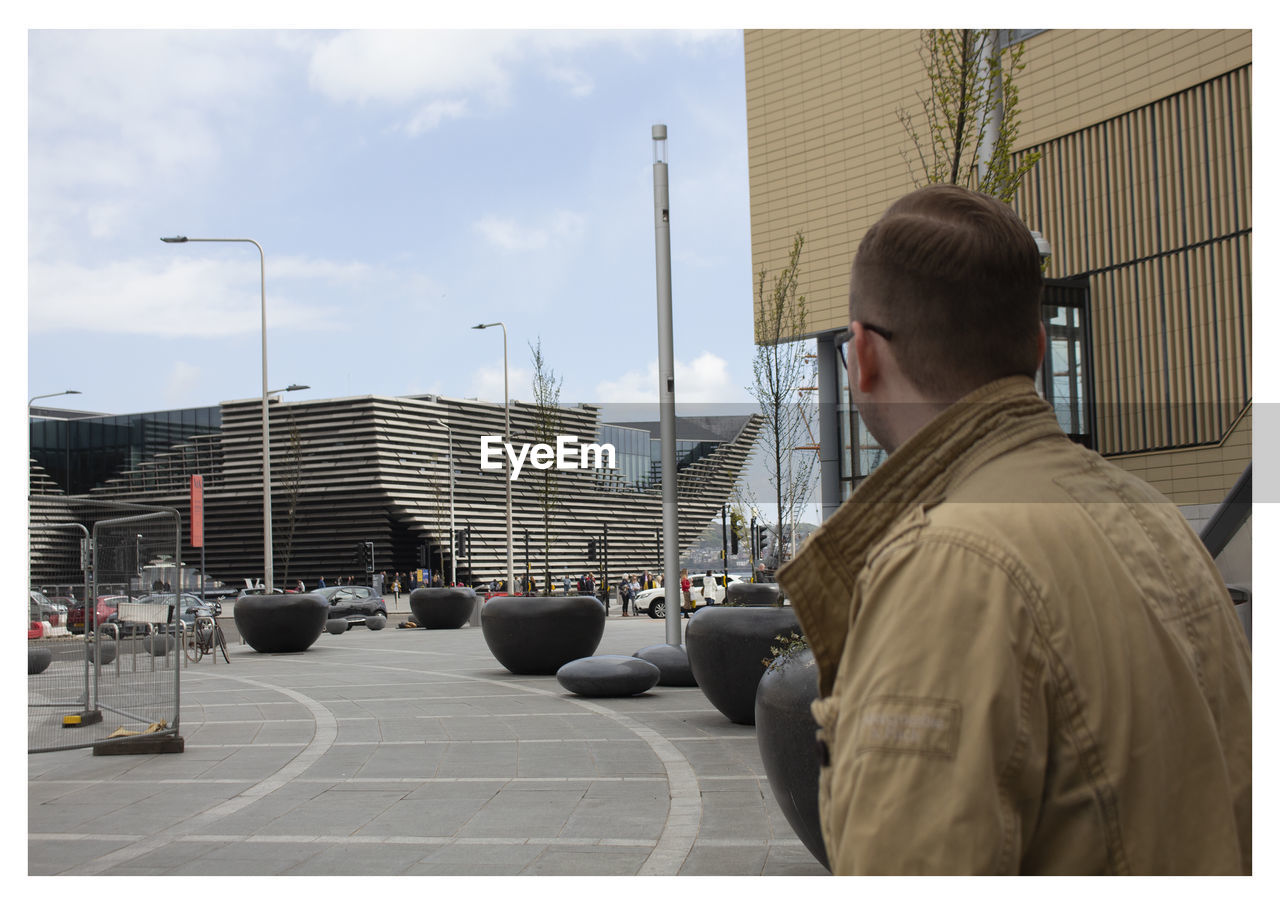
[745,29,1251,518]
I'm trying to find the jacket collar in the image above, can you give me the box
[777,376,1063,697]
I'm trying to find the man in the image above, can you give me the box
[777,185,1251,875]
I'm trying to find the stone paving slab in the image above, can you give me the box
[29,614,829,876]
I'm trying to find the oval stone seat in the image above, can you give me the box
[234,593,328,654]
[632,643,697,686]
[557,655,660,697]
[481,595,605,675]
[409,587,476,629]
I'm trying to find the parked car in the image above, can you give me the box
[29,590,67,627]
[314,585,387,626]
[635,577,743,619]
[67,595,126,634]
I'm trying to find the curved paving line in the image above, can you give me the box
[75,673,339,876]
[74,654,704,875]
[358,661,703,875]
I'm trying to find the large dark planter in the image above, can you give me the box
[755,646,829,871]
[28,647,53,675]
[725,582,782,606]
[234,593,328,654]
[481,595,605,675]
[685,606,800,724]
[410,587,476,629]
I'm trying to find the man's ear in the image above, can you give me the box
[852,322,880,393]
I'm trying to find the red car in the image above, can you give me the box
[67,595,125,634]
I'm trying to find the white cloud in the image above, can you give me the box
[473,210,586,252]
[28,31,296,244]
[468,364,532,406]
[306,29,667,130]
[595,351,745,404]
[308,31,520,107]
[546,65,595,97]
[403,99,469,135]
[28,257,348,338]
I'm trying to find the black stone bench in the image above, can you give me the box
[632,643,697,686]
[556,655,660,697]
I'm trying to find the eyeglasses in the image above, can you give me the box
[835,322,893,371]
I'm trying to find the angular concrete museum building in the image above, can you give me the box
[744,29,1251,586]
[29,394,761,591]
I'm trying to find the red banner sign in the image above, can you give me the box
[191,475,204,548]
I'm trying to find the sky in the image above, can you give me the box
[25,26,761,417]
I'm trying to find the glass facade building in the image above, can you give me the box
[30,406,221,495]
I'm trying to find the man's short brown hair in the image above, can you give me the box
[850,184,1044,399]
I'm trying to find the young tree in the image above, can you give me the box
[750,232,820,566]
[280,417,303,589]
[897,29,1041,203]
[529,337,563,593]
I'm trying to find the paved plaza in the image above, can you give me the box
[28,609,829,876]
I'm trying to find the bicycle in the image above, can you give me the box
[182,604,230,664]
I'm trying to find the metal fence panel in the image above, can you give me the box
[29,496,183,754]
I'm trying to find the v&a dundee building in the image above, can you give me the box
[28,393,761,590]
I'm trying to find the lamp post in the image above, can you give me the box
[652,124,681,645]
[27,390,83,591]
[162,236,275,590]
[28,389,82,408]
[28,390,82,494]
[472,322,514,594]
[426,418,456,587]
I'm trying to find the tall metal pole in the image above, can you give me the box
[721,504,729,586]
[429,419,456,586]
[162,237,272,590]
[472,322,514,594]
[652,124,681,645]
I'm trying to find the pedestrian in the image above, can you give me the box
[392,573,401,604]
[619,575,631,616]
[777,184,1251,874]
[318,575,326,588]
[679,569,691,615]
[702,569,717,606]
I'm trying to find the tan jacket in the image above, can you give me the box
[778,378,1251,874]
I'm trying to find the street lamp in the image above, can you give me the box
[28,390,83,494]
[472,322,514,594]
[426,418,456,587]
[28,389,81,408]
[162,235,275,590]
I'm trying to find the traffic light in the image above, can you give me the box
[587,538,597,560]
[365,541,375,572]
[417,544,427,568]
[356,542,367,570]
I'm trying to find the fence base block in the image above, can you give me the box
[93,734,185,756]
